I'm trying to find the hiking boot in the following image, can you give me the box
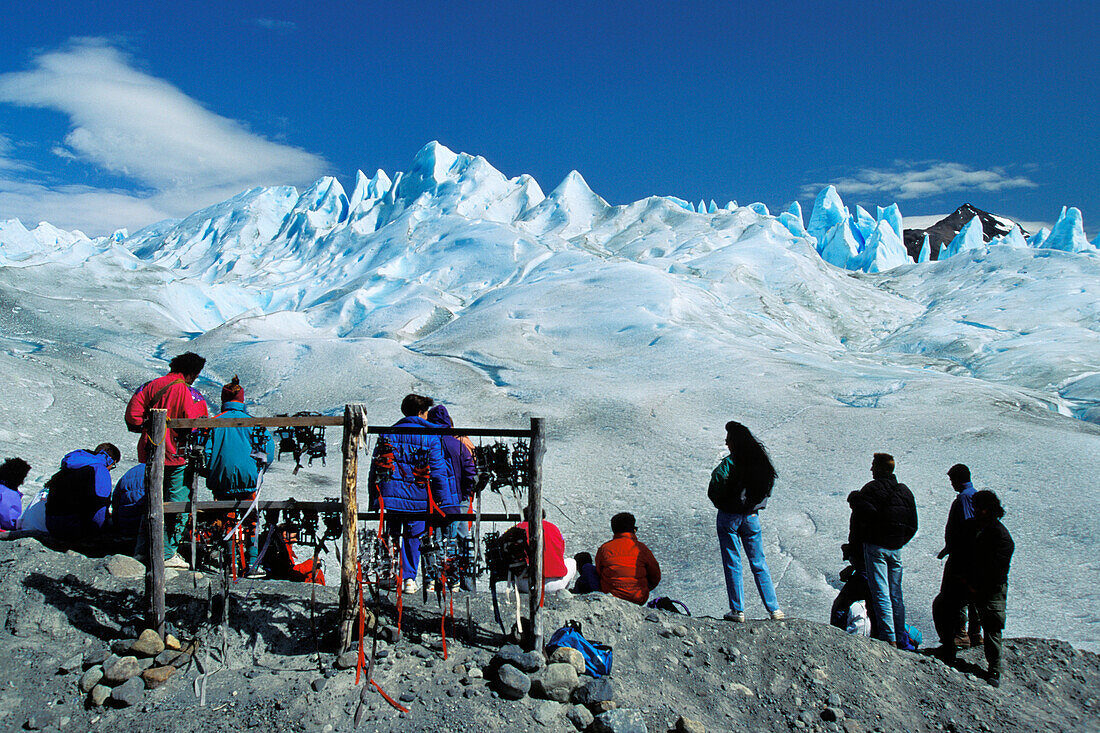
[165,553,189,569]
[724,611,746,623]
[953,631,971,649]
[987,670,1001,688]
[402,579,419,594]
[769,610,786,620]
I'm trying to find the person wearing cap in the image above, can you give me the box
[202,376,275,573]
[0,457,31,532]
[595,512,661,605]
[44,443,121,540]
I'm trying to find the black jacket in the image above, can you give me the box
[967,519,1014,596]
[849,475,918,550]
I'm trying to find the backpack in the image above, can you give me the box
[44,465,107,533]
[646,596,691,616]
[546,622,613,678]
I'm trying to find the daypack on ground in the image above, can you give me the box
[546,622,613,678]
[646,596,691,615]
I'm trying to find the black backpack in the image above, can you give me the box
[44,465,105,525]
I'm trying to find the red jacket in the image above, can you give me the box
[126,373,209,466]
[516,520,568,578]
[596,532,661,605]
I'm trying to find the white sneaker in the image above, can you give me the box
[770,609,786,620]
[425,580,436,593]
[164,553,189,569]
[402,579,419,594]
[724,611,746,623]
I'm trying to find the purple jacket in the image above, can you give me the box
[0,481,21,531]
[427,405,478,511]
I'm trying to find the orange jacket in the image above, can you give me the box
[125,372,209,466]
[595,532,661,605]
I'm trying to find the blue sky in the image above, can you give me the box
[0,1,1095,236]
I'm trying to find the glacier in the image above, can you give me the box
[1,141,1098,652]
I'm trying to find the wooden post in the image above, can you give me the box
[338,403,366,651]
[144,409,168,637]
[526,417,546,652]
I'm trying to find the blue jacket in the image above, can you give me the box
[204,402,275,497]
[368,415,449,514]
[0,481,21,531]
[427,405,477,511]
[111,464,147,538]
[44,450,114,537]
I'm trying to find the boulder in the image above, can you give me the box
[58,653,84,674]
[79,666,104,693]
[164,634,183,651]
[531,662,581,703]
[131,629,165,657]
[89,684,111,708]
[335,651,359,670]
[105,555,145,578]
[573,677,616,705]
[549,646,586,676]
[103,656,141,685]
[83,649,110,669]
[494,663,531,700]
[141,665,177,689]
[110,677,145,707]
[675,715,706,733]
[593,708,647,733]
[494,644,544,673]
[567,704,595,731]
[532,700,562,725]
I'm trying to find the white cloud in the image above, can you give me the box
[0,38,327,234]
[801,161,1038,201]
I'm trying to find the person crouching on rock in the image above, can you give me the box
[709,421,784,622]
[44,443,121,541]
[0,457,31,532]
[595,512,661,605]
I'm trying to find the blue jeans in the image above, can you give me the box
[863,543,905,643]
[386,515,426,581]
[717,511,779,614]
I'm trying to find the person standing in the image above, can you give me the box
[125,352,209,564]
[966,490,1014,688]
[709,421,785,622]
[595,512,661,605]
[368,393,448,594]
[849,453,918,647]
[932,463,981,653]
[204,376,274,574]
[426,404,477,537]
[0,457,32,531]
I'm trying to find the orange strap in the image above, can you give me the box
[371,679,409,713]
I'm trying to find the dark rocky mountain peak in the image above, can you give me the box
[903,204,1028,261]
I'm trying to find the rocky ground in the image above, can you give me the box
[1,535,1098,733]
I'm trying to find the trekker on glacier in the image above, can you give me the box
[427,403,478,591]
[204,376,275,575]
[368,393,448,595]
[966,490,1014,688]
[708,421,785,622]
[43,443,121,540]
[932,463,983,653]
[849,452,918,648]
[125,352,210,565]
[0,457,32,532]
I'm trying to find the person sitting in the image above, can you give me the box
[572,552,600,594]
[830,491,879,637]
[44,444,121,540]
[259,512,325,585]
[595,512,661,605]
[510,515,576,593]
[0,457,31,532]
[110,464,147,540]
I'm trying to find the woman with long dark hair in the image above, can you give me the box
[708,421,784,621]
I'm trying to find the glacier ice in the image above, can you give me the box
[940,215,986,259]
[807,186,848,250]
[917,233,931,263]
[1039,206,1092,253]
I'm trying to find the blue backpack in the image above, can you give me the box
[547,622,613,678]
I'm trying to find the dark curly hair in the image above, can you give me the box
[973,489,1005,519]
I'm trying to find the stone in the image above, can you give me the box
[592,700,618,713]
[468,667,484,679]
[89,684,111,707]
[111,677,145,707]
[494,644,544,673]
[24,711,55,730]
[592,708,647,733]
[141,666,177,689]
[827,692,843,707]
[533,700,561,725]
[106,555,145,578]
[164,634,183,651]
[136,657,155,671]
[311,677,328,692]
[111,639,134,656]
[573,677,616,705]
[729,683,755,697]
[549,647,586,676]
[675,716,705,733]
[644,612,660,623]
[531,662,581,703]
[822,707,845,722]
[169,652,192,668]
[83,649,110,669]
[494,663,531,700]
[567,704,595,731]
[103,656,141,685]
[381,626,401,643]
[335,651,359,670]
[79,666,104,693]
[672,625,689,637]
[841,720,866,733]
[155,650,179,666]
[131,629,165,657]
[58,653,84,674]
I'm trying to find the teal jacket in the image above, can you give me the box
[204,402,275,496]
